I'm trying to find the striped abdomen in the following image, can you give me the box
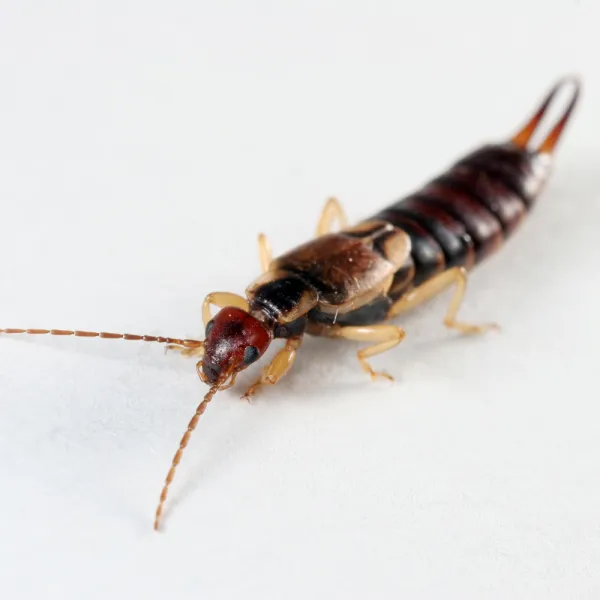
[373,76,580,291]
[374,143,551,287]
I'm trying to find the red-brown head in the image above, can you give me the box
[200,306,271,384]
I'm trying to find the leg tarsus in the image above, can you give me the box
[333,324,406,383]
[241,382,260,402]
[443,318,500,335]
[442,267,500,335]
[360,360,394,383]
[316,197,348,236]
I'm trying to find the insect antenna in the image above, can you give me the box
[512,75,581,152]
[153,383,220,531]
[0,327,203,352]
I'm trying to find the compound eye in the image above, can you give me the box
[205,319,215,337]
[243,345,260,365]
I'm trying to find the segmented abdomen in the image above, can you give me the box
[374,142,551,287]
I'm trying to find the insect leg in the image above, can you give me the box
[257,233,272,273]
[389,267,499,334]
[241,336,302,400]
[316,197,348,236]
[332,324,406,381]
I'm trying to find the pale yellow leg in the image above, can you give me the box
[257,233,272,273]
[242,337,302,400]
[332,324,406,381]
[388,266,499,334]
[316,197,348,236]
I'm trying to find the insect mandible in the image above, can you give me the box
[1,75,581,531]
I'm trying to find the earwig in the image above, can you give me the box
[1,75,582,531]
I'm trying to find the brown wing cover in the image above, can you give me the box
[270,221,412,311]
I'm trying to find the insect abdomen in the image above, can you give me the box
[374,142,549,286]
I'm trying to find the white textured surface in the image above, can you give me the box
[1,2,600,599]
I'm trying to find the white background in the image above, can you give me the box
[1,1,599,599]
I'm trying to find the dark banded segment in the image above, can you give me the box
[414,185,504,262]
[434,166,528,236]
[367,139,555,287]
[453,144,535,206]
[382,202,468,269]
[389,196,476,270]
[374,209,445,285]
